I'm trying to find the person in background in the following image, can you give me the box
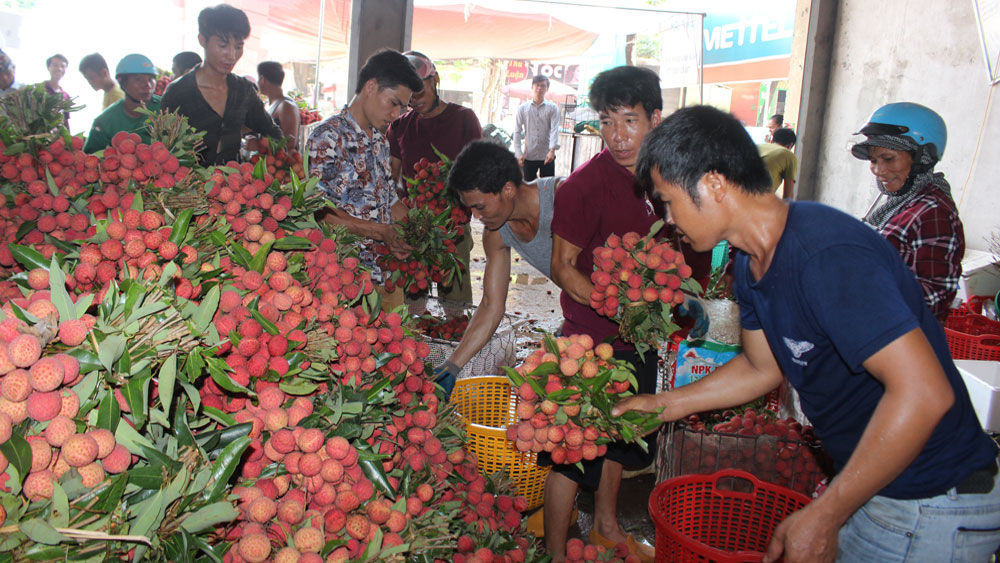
[766,112,783,142]
[513,75,560,181]
[256,61,299,147]
[79,53,125,110]
[84,54,161,153]
[434,141,560,395]
[387,50,482,308]
[0,50,21,99]
[161,4,283,165]
[853,102,963,323]
[43,54,70,100]
[757,127,797,199]
[42,54,71,125]
[172,51,202,77]
[307,49,423,312]
[547,66,710,563]
[615,104,999,563]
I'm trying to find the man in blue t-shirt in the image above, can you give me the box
[614,105,1000,562]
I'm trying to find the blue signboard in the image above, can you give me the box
[703,5,795,65]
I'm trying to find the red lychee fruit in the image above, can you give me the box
[55,353,80,385]
[77,461,105,488]
[101,443,131,474]
[365,498,392,525]
[87,428,116,459]
[296,428,324,453]
[276,498,305,525]
[293,526,324,553]
[344,514,370,540]
[29,437,53,472]
[26,390,62,421]
[23,470,55,501]
[27,268,49,290]
[28,356,64,392]
[8,334,42,368]
[248,496,277,523]
[237,533,271,563]
[61,433,99,467]
[43,414,76,447]
[1,369,31,402]
[325,436,351,460]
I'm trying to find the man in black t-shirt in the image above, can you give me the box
[161,4,282,165]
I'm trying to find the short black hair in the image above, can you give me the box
[257,61,284,86]
[78,53,108,74]
[46,54,68,67]
[354,49,423,95]
[198,4,251,40]
[637,105,773,205]
[449,141,522,196]
[771,128,796,148]
[173,51,202,73]
[531,74,550,86]
[589,66,662,119]
[769,114,784,126]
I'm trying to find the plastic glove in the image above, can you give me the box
[433,361,459,401]
[677,294,710,340]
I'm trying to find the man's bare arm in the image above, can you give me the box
[550,234,593,305]
[448,229,511,368]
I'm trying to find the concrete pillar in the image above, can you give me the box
[784,0,838,201]
[347,0,414,95]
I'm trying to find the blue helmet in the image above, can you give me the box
[853,102,947,162]
[115,54,156,78]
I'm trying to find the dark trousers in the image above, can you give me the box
[523,158,555,181]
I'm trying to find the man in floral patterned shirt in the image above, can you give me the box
[308,50,424,308]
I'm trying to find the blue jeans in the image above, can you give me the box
[838,460,1000,562]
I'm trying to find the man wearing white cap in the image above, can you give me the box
[387,50,482,306]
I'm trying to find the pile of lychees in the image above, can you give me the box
[504,334,662,465]
[590,220,701,356]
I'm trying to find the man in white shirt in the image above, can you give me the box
[513,75,560,180]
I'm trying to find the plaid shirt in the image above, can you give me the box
[875,184,964,322]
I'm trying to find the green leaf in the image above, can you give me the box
[96,390,121,433]
[73,293,95,319]
[10,244,50,271]
[202,435,251,503]
[358,454,396,500]
[248,240,275,273]
[14,220,38,243]
[228,242,253,269]
[45,256,76,322]
[50,483,69,528]
[97,334,126,373]
[192,285,220,333]
[128,466,167,490]
[272,236,313,250]
[93,473,129,513]
[44,166,58,196]
[196,423,251,456]
[0,433,31,485]
[168,209,194,245]
[249,307,280,335]
[115,419,157,455]
[120,375,148,429]
[179,501,239,534]
[19,519,68,545]
[158,353,177,415]
[278,380,318,396]
[209,230,227,248]
[128,489,165,546]
[138,443,182,471]
[207,358,252,396]
[202,406,236,427]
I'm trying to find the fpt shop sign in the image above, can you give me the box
[703,9,794,65]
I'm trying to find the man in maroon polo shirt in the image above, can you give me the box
[547,66,710,562]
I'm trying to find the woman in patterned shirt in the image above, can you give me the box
[852,102,963,323]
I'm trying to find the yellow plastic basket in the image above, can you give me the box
[451,376,549,510]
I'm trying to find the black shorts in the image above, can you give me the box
[537,347,660,490]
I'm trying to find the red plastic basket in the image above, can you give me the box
[944,309,1000,361]
[649,469,810,563]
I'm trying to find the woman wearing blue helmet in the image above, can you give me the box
[852,102,963,323]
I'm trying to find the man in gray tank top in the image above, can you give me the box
[433,141,561,391]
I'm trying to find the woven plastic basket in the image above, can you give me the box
[649,469,810,563]
[424,314,518,380]
[451,376,549,510]
[945,309,1000,361]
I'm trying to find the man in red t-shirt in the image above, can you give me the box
[387,51,482,306]
[547,66,710,562]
